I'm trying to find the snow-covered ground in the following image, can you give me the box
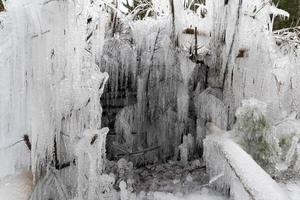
[280,181,300,200]
[0,171,32,200]
[137,188,227,200]
[0,170,226,200]
[2,171,300,200]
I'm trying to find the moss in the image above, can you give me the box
[273,0,300,30]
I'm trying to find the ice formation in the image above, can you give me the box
[284,137,299,169]
[1,0,300,199]
[75,128,109,200]
[275,117,300,172]
[233,99,280,174]
[0,0,110,198]
[204,134,290,200]
[101,0,212,164]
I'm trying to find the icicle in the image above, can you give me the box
[97,173,118,200]
[284,136,299,168]
[119,181,129,200]
[179,135,189,164]
[75,128,109,200]
[209,173,224,185]
[295,145,300,171]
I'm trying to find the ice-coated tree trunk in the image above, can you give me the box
[0,0,109,185]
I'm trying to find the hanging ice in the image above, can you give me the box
[0,0,110,199]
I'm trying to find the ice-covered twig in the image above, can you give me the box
[0,134,31,151]
[115,143,160,159]
[209,173,224,184]
[0,140,24,151]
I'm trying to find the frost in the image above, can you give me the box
[179,137,189,164]
[0,0,111,199]
[75,128,109,199]
[275,115,300,172]
[120,180,137,200]
[234,99,280,174]
[115,105,137,152]
[269,5,289,19]
[284,137,299,169]
[204,134,290,200]
[1,0,300,199]
[30,167,69,200]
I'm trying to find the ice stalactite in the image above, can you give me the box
[119,180,136,200]
[205,0,300,128]
[0,0,110,198]
[0,2,31,178]
[179,134,195,164]
[75,128,110,200]
[284,137,299,169]
[179,136,189,164]
[295,145,300,171]
[26,0,109,182]
[114,105,137,153]
[30,167,69,200]
[102,12,203,163]
[194,88,228,147]
[274,115,300,172]
[100,0,213,164]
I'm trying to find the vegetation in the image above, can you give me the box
[278,133,296,157]
[273,0,300,29]
[122,0,154,20]
[184,0,205,12]
[234,100,280,174]
[0,0,4,12]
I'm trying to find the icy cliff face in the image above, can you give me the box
[0,0,109,181]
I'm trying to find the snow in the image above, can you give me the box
[204,134,290,200]
[283,137,299,169]
[206,0,300,128]
[0,171,33,200]
[280,181,300,200]
[0,170,226,200]
[75,128,109,200]
[0,0,300,199]
[137,188,226,200]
